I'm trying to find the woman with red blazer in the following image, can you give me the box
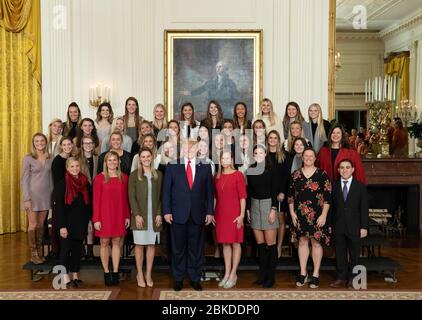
[316,124,367,185]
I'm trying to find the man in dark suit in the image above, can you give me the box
[163,139,214,291]
[330,159,368,289]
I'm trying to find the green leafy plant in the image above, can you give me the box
[408,121,422,139]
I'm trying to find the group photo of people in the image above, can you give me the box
[21,97,370,291]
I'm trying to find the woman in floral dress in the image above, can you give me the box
[288,148,331,289]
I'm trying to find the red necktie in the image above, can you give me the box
[186,160,193,190]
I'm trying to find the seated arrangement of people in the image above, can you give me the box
[21,98,369,291]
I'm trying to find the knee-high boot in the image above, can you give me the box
[28,230,43,265]
[36,227,46,262]
[263,244,278,288]
[254,243,267,285]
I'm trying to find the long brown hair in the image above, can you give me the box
[267,130,286,163]
[202,100,224,129]
[180,102,197,128]
[283,101,305,128]
[95,102,114,124]
[233,102,250,129]
[63,102,81,136]
[123,97,142,133]
[76,136,97,182]
[216,150,235,179]
[74,118,100,149]
[137,147,158,181]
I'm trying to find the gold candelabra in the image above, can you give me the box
[89,85,111,108]
[366,100,393,158]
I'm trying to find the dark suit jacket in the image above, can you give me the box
[332,179,369,238]
[162,158,214,225]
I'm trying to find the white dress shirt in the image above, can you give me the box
[341,177,353,194]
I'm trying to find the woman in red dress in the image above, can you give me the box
[214,151,247,289]
[93,151,130,286]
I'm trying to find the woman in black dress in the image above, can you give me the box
[247,144,279,288]
[63,102,81,139]
[54,157,91,288]
[288,148,331,289]
[266,130,291,258]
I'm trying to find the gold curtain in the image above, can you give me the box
[0,0,42,234]
[385,52,410,109]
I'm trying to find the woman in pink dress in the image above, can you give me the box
[93,151,130,286]
[214,151,247,289]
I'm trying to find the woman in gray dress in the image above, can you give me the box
[21,133,53,264]
[129,148,163,288]
[123,97,144,143]
[95,102,114,147]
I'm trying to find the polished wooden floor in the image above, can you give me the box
[0,232,421,300]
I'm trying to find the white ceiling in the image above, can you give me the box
[337,0,422,32]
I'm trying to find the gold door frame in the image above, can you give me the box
[164,29,263,120]
[328,0,336,121]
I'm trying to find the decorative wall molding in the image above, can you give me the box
[379,10,422,39]
[337,32,381,41]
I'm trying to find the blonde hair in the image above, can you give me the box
[153,103,168,130]
[30,133,50,159]
[267,130,286,163]
[308,103,325,140]
[47,118,63,143]
[216,150,235,179]
[103,151,122,183]
[287,121,306,152]
[110,116,125,135]
[137,148,158,181]
[256,98,276,126]
[65,157,80,169]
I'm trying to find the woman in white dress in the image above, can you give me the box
[128,148,163,287]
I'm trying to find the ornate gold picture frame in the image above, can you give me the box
[165,30,263,120]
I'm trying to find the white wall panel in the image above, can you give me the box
[41,0,329,131]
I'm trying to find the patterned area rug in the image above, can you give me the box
[0,290,118,300]
[158,290,422,300]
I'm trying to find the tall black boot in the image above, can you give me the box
[263,245,278,288]
[86,244,94,260]
[254,243,267,285]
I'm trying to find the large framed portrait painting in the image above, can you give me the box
[165,30,262,120]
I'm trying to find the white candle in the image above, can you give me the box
[392,76,396,102]
[383,77,387,101]
[373,79,376,102]
[374,78,377,101]
[379,77,382,101]
[365,80,367,103]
